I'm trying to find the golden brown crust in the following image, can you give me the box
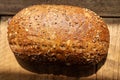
[8,5,110,65]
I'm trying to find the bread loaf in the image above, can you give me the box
[8,5,109,66]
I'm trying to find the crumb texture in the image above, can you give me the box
[8,5,109,65]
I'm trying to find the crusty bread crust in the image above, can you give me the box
[8,5,109,65]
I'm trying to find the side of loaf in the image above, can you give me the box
[8,5,109,65]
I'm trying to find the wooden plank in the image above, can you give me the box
[0,16,96,80]
[96,18,120,80]
[0,0,120,17]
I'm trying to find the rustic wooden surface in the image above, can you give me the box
[96,18,120,80]
[0,16,120,80]
[0,0,120,17]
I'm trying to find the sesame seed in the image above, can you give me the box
[93,48,96,51]
[25,28,29,31]
[87,59,90,61]
[25,8,28,10]
[92,39,96,43]
[103,25,106,28]
[85,8,88,12]
[15,32,17,34]
[53,44,56,48]
[96,34,99,38]
[66,40,71,46]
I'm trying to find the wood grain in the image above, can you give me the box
[0,16,120,80]
[96,18,120,80]
[0,0,120,17]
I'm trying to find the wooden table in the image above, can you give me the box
[0,0,120,80]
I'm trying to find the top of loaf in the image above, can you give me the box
[8,5,109,64]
